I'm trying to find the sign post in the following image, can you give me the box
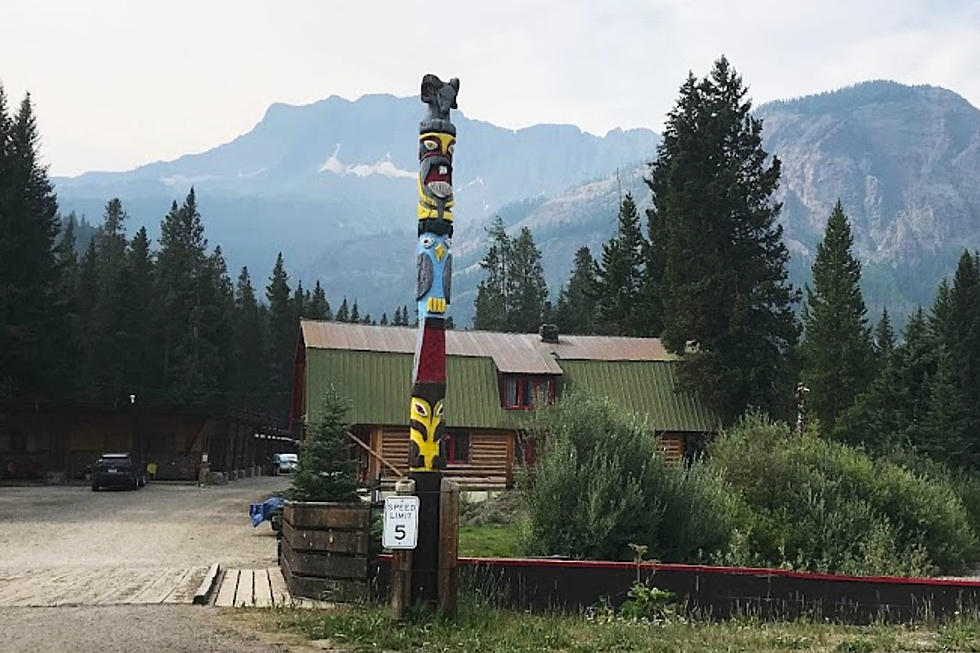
[389,478,416,619]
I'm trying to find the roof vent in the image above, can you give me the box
[539,323,560,344]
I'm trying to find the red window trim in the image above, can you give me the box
[445,431,470,464]
[501,375,556,410]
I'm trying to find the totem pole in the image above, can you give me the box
[409,73,458,606]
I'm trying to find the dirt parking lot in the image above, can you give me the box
[0,476,291,569]
[0,477,311,653]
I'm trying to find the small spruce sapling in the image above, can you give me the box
[288,387,359,502]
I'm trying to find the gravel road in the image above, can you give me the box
[0,477,317,653]
[0,476,291,568]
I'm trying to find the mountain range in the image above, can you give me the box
[54,81,980,327]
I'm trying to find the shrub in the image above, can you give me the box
[288,387,359,503]
[707,412,978,575]
[520,391,738,562]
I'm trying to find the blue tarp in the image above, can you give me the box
[249,496,284,527]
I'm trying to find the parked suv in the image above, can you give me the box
[91,453,145,491]
[271,453,299,475]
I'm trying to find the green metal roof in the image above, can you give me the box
[559,360,719,433]
[304,348,717,433]
[304,349,527,430]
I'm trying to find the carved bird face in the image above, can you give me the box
[409,395,444,471]
[418,131,456,219]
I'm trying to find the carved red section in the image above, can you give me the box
[413,322,446,384]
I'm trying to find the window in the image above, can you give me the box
[501,375,556,409]
[444,431,470,464]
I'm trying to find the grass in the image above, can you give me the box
[458,522,522,558]
[247,594,980,653]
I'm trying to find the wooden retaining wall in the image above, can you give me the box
[280,501,371,601]
[370,556,980,623]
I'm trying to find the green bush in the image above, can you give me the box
[520,392,738,562]
[707,412,978,575]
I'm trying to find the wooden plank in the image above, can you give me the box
[285,527,368,555]
[50,567,118,607]
[131,567,187,604]
[3,568,85,607]
[253,568,273,607]
[95,568,163,605]
[281,539,367,579]
[214,569,239,607]
[285,503,371,530]
[164,566,207,604]
[235,568,254,607]
[267,567,290,607]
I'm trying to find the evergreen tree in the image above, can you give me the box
[506,227,548,332]
[266,252,294,415]
[308,281,331,320]
[553,247,598,335]
[288,388,359,502]
[233,266,267,405]
[947,251,980,439]
[873,308,895,371]
[646,57,799,420]
[800,201,874,430]
[119,227,157,394]
[74,241,100,392]
[155,189,213,399]
[594,194,644,335]
[473,217,510,331]
[0,90,65,397]
[91,198,130,390]
[350,299,360,323]
[380,313,389,326]
[336,297,350,322]
[401,305,410,326]
[292,281,306,320]
[912,347,970,465]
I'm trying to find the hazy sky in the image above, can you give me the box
[2,1,978,176]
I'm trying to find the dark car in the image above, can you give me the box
[91,453,145,491]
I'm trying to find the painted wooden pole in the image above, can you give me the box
[409,74,459,609]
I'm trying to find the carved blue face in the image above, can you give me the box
[415,232,452,321]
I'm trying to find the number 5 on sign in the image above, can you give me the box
[383,495,420,549]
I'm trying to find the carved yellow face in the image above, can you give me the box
[409,395,443,471]
[417,131,456,222]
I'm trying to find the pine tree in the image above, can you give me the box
[474,217,510,331]
[91,198,130,390]
[401,305,410,326]
[873,308,895,371]
[912,347,970,465]
[506,227,548,332]
[155,189,213,399]
[74,241,100,392]
[119,227,157,394]
[350,299,360,323]
[646,57,799,421]
[336,298,350,322]
[0,90,65,397]
[233,266,267,406]
[288,388,359,502]
[292,281,306,320]
[266,252,294,416]
[594,194,644,335]
[800,201,874,430]
[946,251,980,440]
[553,247,598,335]
[380,313,389,326]
[308,281,331,320]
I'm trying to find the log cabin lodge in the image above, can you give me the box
[291,321,718,490]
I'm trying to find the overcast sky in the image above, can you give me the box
[2,0,978,176]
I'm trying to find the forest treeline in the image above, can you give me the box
[0,84,412,418]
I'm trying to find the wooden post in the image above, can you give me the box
[438,477,459,619]
[391,478,415,620]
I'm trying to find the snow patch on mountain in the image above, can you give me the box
[319,144,414,179]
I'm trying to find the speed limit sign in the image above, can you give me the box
[383,495,419,549]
